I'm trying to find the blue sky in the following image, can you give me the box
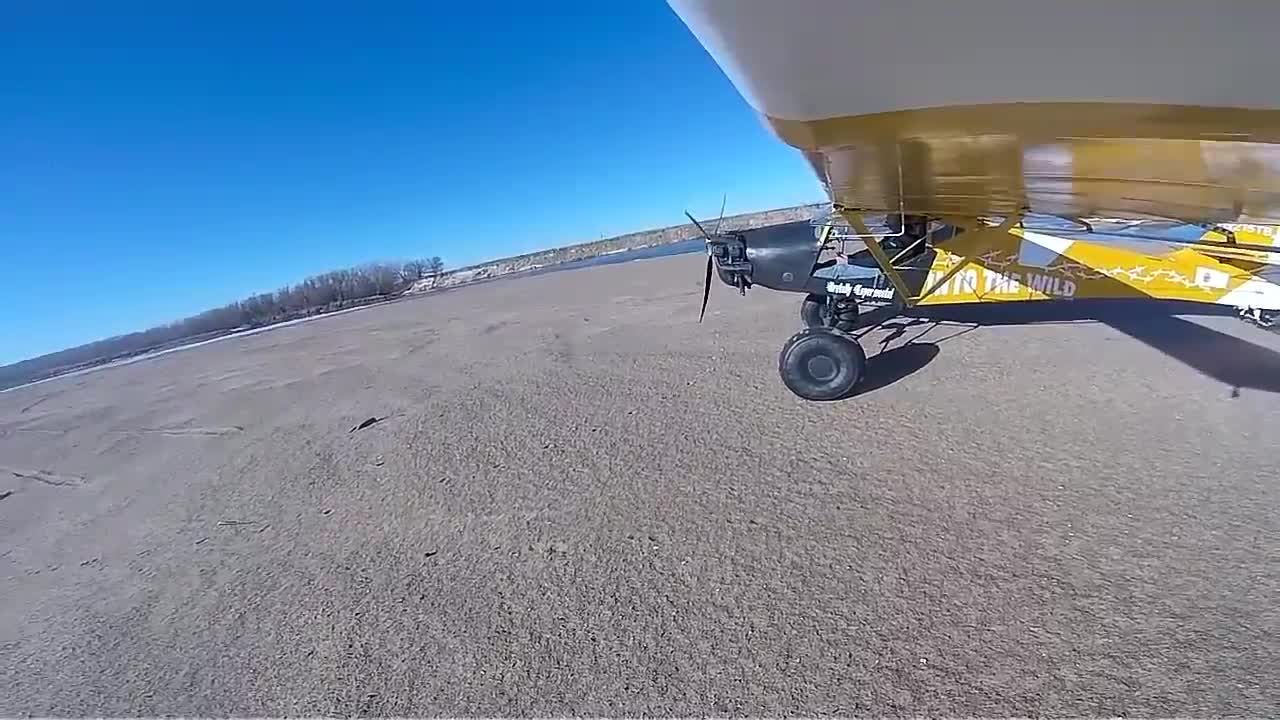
[0,1,824,365]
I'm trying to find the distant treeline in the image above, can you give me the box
[3,204,831,393]
[0,257,443,392]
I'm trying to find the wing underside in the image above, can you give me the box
[668,0,1280,226]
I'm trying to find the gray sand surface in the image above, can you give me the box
[2,253,1278,716]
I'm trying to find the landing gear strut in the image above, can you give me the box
[778,327,867,401]
[800,293,860,331]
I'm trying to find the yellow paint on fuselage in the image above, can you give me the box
[909,224,1279,307]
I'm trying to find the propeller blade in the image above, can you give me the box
[685,210,712,241]
[699,253,714,322]
[712,194,726,236]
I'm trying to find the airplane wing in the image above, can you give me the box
[667,0,1280,228]
[669,1,1280,402]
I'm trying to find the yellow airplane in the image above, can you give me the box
[670,0,1280,400]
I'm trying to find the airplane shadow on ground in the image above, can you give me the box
[857,341,941,395]
[853,299,1280,396]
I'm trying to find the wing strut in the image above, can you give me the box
[839,210,1026,308]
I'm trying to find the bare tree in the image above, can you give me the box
[240,292,277,326]
[338,269,361,304]
[368,263,403,296]
[323,270,351,305]
[402,259,427,283]
[311,273,340,308]
[349,267,375,298]
[276,285,307,315]
[426,256,444,286]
